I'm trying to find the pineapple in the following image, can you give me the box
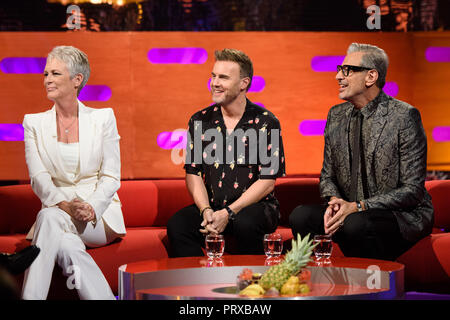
[260,233,316,291]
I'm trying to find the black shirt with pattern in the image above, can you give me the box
[184,99,286,213]
[348,91,383,201]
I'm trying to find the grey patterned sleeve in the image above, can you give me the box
[364,107,428,210]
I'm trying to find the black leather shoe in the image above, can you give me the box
[0,245,40,275]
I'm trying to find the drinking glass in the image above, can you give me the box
[205,234,225,258]
[313,234,333,264]
[263,233,283,258]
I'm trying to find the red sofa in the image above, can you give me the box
[0,177,449,299]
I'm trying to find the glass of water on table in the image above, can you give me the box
[205,234,225,259]
[313,234,333,264]
[264,233,283,258]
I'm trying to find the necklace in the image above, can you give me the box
[58,115,77,134]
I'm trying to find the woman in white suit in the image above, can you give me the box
[21,46,126,300]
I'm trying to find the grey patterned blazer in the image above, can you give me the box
[319,91,434,243]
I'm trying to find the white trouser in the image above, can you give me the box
[22,207,118,300]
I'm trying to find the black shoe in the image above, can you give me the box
[0,245,40,275]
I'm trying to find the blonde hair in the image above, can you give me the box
[47,46,90,95]
[215,48,253,91]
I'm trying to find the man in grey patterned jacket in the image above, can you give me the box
[289,43,434,260]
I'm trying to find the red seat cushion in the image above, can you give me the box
[397,233,450,293]
[118,180,158,227]
[425,180,450,230]
[151,180,193,226]
[89,227,169,293]
[274,178,321,226]
[0,185,40,234]
[0,234,30,253]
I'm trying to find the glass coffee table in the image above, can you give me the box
[118,255,404,300]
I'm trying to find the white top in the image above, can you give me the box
[57,142,80,180]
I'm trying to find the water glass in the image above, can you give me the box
[205,234,225,258]
[313,234,333,263]
[263,233,283,257]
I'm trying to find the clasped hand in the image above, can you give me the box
[324,198,358,235]
[59,199,95,222]
[70,199,95,222]
[199,208,228,235]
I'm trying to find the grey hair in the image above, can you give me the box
[347,43,389,89]
[47,46,90,95]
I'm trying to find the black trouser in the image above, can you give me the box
[167,203,279,257]
[289,204,414,261]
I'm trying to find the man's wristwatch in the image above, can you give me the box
[225,206,237,221]
[356,201,363,212]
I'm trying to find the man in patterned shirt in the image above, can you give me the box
[167,49,286,257]
[289,43,433,261]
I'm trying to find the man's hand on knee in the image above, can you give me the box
[211,209,229,234]
[200,208,218,234]
[325,198,357,235]
[323,197,340,235]
[199,209,229,234]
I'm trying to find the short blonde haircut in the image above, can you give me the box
[47,46,90,95]
[215,49,253,92]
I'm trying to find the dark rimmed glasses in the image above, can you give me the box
[337,64,373,77]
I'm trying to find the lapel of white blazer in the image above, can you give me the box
[42,106,71,181]
[77,100,95,178]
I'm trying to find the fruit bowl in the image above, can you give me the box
[237,234,316,297]
[236,267,312,297]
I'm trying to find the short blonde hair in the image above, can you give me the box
[215,48,253,92]
[47,46,90,95]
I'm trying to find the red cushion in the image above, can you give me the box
[0,185,40,234]
[0,234,30,253]
[274,178,321,226]
[88,227,169,294]
[152,180,193,226]
[276,226,293,244]
[425,180,450,230]
[397,233,450,293]
[118,180,158,227]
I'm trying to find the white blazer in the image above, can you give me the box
[23,101,126,240]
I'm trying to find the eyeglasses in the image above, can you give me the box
[337,65,373,77]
